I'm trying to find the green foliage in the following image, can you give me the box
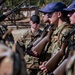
[5,0,22,9]
[4,0,74,9]
[39,0,74,7]
[62,0,74,6]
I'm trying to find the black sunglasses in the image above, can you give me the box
[48,12,55,18]
[33,21,39,24]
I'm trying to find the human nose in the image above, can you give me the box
[67,13,71,17]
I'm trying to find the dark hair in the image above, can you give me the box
[30,15,40,24]
[60,11,70,23]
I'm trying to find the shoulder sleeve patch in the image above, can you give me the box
[61,27,72,37]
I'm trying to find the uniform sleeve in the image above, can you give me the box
[61,27,72,41]
[66,54,75,75]
[23,29,29,38]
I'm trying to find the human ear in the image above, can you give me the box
[58,12,62,18]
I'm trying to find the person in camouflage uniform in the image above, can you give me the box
[63,1,75,75]
[66,53,75,75]
[19,15,42,75]
[44,1,75,75]
[21,15,42,48]
[39,2,74,73]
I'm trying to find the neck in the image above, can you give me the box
[53,19,64,29]
[57,19,64,27]
[31,27,38,33]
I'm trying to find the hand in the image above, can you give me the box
[31,50,38,56]
[39,61,48,73]
[26,50,38,57]
[26,46,38,57]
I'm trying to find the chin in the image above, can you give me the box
[50,22,53,24]
[70,22,74,25]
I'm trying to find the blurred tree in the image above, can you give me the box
[2,0,74,9]
[62,0,73,6]
[43,0,73,6]
[5,0,22,9]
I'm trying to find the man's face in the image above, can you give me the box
[48,12,59,25]
[68,11,75,24]
[30,21,40,30]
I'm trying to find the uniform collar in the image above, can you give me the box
[29,29,40,36]
[53,22,66,35]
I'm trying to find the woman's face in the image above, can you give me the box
[68,11,75,24]
[48,12,59,25]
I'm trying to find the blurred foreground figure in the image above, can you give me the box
[0,44,28,75]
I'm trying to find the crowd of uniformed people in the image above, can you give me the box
[0,0,75,75]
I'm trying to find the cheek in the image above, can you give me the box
[30,22,33,26]
[50,15,58,24]
[70,14,75,24]
[43,16,46,19]
[32,24,39,29]
[37,25,39,29]
[31,24,35,28]
[43,16,48,21]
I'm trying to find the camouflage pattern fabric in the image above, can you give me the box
[22,29,42,75]
[66,35,75,75]
[24,29,42,68]
[20,29,42,48]
[66,52,75,75]
[48,22,73,56]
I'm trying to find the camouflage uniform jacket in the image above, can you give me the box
[23,29,42,69]
[22,29,42,48]
[48,22,73,56]
[66,30,75,75]
[66,52,75,75]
